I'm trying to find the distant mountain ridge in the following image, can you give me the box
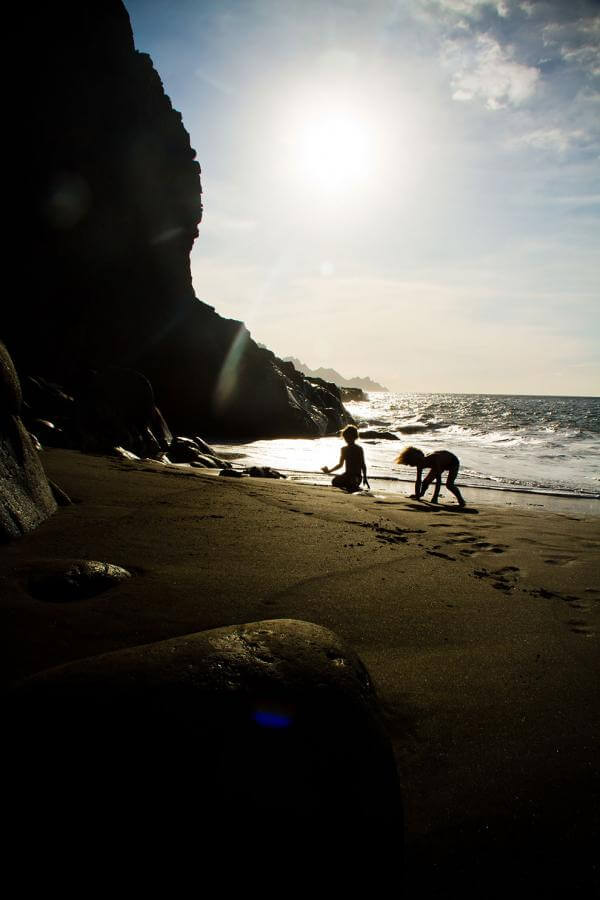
[284,358,388,393]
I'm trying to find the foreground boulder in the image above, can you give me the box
[5,619,403,855]
[0,343,56,540]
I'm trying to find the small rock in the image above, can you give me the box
[29,418,64,448]
[48,479,72,506]
[359,430,399,440]
[247,466,287,479]
[29,432,43,451]
[193,436,215,455]
[28,560,132,602]
[112,446,140,461]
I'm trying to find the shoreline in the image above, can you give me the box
[210,430,600,513]
[2,449,599,890]
[290,472,600,516]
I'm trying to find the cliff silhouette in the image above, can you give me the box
[5,1,351,439]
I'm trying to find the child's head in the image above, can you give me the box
[340,424,359,444]
[395,446,424,467]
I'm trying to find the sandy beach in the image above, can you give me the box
[2,448,599,890]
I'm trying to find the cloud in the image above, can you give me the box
[507,126,588,154]
[435,0,510,17]
[542,16,600,78]
[443,33,540,107]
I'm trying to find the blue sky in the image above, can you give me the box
[125,0,599,395]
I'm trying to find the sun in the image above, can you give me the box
[295,109,371,191]
[286,98,377,195]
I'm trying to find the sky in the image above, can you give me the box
[125,0,599,395]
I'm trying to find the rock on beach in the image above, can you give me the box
[5,619,403,856]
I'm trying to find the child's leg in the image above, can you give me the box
[446,466,465,506]
[332,473,360,491]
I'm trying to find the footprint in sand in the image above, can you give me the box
[528,589,597,637]
[446,533,507,555]
[567,619,595,637]
[543,556,577,566]
[474,541,507,553]
[345,521,424,545]
[426,549,456,561]
[473,565,520,592]
[530,587,579,603]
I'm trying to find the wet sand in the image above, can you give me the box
[1,449,599,892]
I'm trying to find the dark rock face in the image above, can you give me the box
[5,619,403,848]
[0,344,56,540]
[5,1,351,440]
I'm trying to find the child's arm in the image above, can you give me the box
[420,464,444,500]
[411,465,423,499]
[360,447,370,487]
[322,449,345,474]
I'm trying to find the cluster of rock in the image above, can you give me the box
[22,363,233,470]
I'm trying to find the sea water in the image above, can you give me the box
[212,393,600,502]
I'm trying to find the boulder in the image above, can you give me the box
[4,619,403,852]
[73,367,172,458]
[0,342,57,540]
[167,435,205,463]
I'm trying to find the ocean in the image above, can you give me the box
[212,392,600,503]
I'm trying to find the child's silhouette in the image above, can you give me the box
[396,446,465,507]
[322,425,369,492]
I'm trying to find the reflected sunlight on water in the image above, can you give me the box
[211,392,600,502]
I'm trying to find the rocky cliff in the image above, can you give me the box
[5,1,350,439]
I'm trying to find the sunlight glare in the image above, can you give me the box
[283,91,381,198]
[295,107,371,192]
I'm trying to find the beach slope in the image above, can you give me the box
[1,450,598,890]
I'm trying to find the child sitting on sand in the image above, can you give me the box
[322,425,370,492]
[396,446,465,507]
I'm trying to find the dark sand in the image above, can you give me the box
[2,450,599,891]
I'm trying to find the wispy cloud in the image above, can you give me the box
[543,13,600,78]
[507,126,588,154]
[443,33,540,107]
